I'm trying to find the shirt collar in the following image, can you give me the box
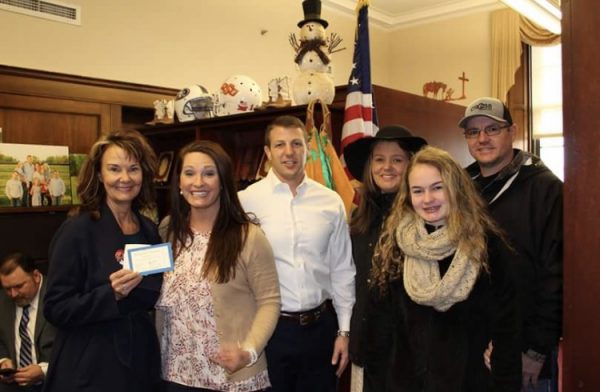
[265,169,308,194]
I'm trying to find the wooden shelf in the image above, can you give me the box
[139,104,346,219]
[0,205,71,215]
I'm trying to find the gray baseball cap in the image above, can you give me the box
[458,97,513,128]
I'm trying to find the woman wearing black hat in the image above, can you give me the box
[345,125,427,391]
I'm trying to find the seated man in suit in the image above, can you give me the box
[0,253,56,392]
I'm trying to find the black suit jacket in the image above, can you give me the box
[0,279,57,392]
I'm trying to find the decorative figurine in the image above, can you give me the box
[148,98,175,124]
[289,0,345,105]
[262,76,292,108]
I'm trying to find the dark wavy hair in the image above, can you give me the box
[73,129,157,219]
[165,140,256,283]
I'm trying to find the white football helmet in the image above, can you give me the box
[174,85,214,122]
[215,75,262,116]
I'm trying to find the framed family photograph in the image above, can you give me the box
[0,143,71,208]
[155,151,174,183]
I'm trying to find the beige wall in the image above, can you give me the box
[1,0,489,105]
[388,12,492,105]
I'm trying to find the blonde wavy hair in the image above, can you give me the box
[370,146,502,293]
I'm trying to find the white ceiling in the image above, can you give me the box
[323,0,506,29]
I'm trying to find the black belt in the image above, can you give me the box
[279,300,332,326]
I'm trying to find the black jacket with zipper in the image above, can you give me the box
[467,149,563,378]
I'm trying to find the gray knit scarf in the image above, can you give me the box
[395,213,479,311]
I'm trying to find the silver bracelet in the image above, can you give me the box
[336,330,350,337]
[245,348,258,367]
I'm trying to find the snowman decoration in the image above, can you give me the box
[290,0,344,105]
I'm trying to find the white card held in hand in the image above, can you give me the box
[125,243,174,275]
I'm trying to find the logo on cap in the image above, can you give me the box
[472,103,492,112]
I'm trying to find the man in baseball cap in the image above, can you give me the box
[459,97,563,391]
[459,97,513,127]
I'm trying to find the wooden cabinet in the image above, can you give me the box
[139,103,345,218]
[138,85,467,218]
[139,104,346,174]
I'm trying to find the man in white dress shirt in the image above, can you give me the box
[0,253,56,392]
[239,115,355,392]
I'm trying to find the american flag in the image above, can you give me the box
[340,0,378,173]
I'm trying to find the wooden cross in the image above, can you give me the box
[458,72,469,99]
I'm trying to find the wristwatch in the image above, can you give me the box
[336,330,350,337]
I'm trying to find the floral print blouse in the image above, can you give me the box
[156,232,270,391]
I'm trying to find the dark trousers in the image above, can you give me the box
[266,308,338,392]
[0,383,42,392]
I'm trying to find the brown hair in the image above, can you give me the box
[264,115,308,146]
[73,129,157,219]
[166,140,256,283]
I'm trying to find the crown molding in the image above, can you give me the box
[499,0,561,34]
[322,0,505,30]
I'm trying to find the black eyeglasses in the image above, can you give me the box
[463,124,511,139]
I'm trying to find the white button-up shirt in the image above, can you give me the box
[239,170,355,330]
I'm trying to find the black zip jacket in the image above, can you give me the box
[467,149,563,378]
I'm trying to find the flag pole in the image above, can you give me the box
[340,0,378,179]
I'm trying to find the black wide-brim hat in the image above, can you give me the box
[344,125,428,181]
[298,0,329,28]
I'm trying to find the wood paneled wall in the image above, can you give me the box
[0,94,108,154]
[0,65,178,152]
[370,85,468,165]
[561,0,600,389]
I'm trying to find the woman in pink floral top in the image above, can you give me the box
[157,141,281,392]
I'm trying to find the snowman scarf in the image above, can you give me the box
[294,39,330,65]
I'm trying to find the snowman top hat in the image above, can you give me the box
[298,0,329,28]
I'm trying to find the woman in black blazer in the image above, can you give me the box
[43,130,163,392]
[344,125,427,392]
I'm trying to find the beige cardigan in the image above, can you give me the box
[160,220,281,383]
